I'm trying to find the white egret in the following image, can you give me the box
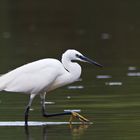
[0,49,102,126]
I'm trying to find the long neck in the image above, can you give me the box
[61,55,82,80]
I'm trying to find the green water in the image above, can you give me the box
[0,67,140,140]
[0,0,140,140]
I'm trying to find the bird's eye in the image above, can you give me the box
[76,54,81,58]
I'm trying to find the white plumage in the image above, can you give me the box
[0,49,102,126]
[0,51,81,93]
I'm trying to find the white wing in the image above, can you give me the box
[0,59,65,94]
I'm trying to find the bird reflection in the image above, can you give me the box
[24,126,31,140]
[24,124,90,140]
[70,124,89,138]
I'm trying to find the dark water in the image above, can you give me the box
[0,67,140,140]
[0,0,140,140]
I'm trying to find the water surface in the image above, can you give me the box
[0,67,140,140]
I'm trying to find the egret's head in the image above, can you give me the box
[62,49,103,67]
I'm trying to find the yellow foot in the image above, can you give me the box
[69,112,89,123]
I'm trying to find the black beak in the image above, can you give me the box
[76,54,103,67]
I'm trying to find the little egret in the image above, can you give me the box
[0,49,102,126]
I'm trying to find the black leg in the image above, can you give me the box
[24,94,36,126]
[40,92,72,117]
[40,92,89,122]
[25,106,30,126]
[42,106,89,123]
[41,98,72,117]
[42,107,72,117]
[43,111,72,117]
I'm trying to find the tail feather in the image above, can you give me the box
[0,74,10,91]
